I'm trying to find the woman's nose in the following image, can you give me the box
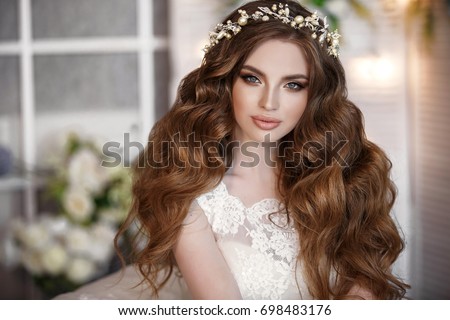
[260,86,279,111]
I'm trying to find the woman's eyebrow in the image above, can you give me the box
[241,64,309,81]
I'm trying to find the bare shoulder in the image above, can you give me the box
[182,200,208,228]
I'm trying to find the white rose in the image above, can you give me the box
[63,187,94,223]
[85,239,114,264]
[68,148,109,194]
[80,223,115,263]
[40,244,68,275]
[92,222,117,243]
[65,257,96,283]
[16,223,51,250]
[65,227,91,255]
[21,250,44,275]
[41,215,70,237]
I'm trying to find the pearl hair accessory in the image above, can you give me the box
[203,3,341,57]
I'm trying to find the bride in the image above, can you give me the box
[57,0,408,300]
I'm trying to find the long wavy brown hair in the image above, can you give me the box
[115,0,409,299]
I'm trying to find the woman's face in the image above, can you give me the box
[232,39,309,143]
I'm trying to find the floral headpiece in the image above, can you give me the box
[204,3,341,58]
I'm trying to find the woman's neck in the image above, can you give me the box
[223,141,280,204]
[227,141,278,183]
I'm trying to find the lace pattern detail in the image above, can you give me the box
[234,248,291,299]
[197,182,302,299]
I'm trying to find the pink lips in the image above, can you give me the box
[251,115,281,130]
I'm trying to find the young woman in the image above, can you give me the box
[117,0,409,299]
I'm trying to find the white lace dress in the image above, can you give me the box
[196,181,311,300]
[54,181,312,300]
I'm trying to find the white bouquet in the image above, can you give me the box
[12,215,116,296]
[10,133,132,297]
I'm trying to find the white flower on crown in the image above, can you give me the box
[40,244,68,275]
[68,148,109,194]
[62,187,94,223]
[65,257,96,283]
[204,3,341,57]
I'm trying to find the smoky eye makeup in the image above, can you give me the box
[240,73,261,84]
[285,81,308,91]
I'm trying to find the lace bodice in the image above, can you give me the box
[196,181,311,300]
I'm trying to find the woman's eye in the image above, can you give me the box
[285,82,304,91]
[241,75,260,84]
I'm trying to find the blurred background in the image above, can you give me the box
[0,0,448,299]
